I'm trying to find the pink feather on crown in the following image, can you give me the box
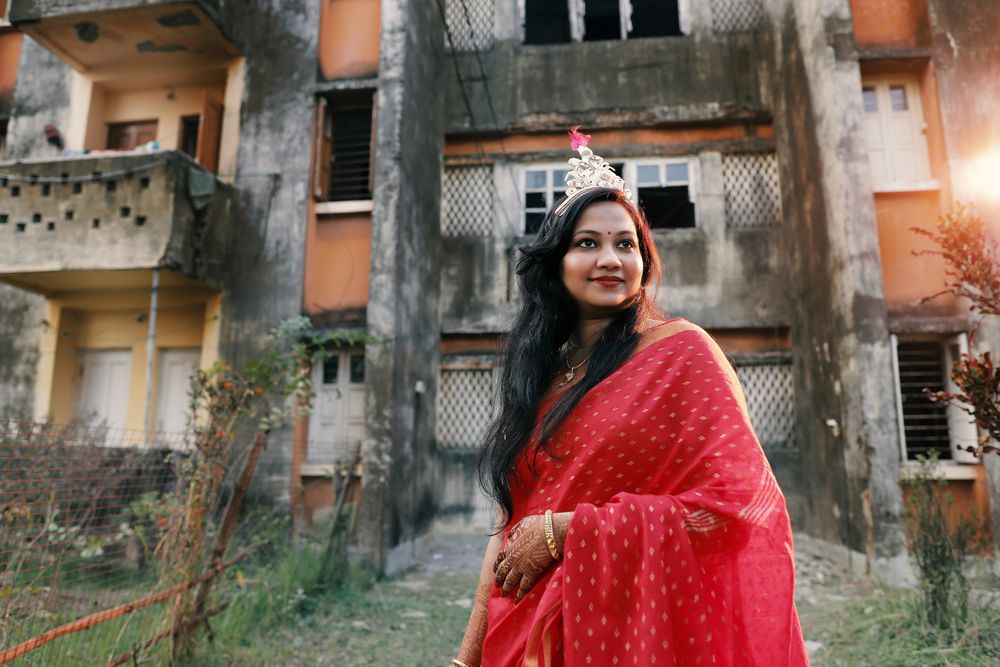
[568,125,591,151]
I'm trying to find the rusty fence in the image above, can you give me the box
[0,419,300,666]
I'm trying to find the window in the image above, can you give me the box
[633,159,695,229]
[861,76,933,190]
[314,91,376,202]
[106,120,158,151]
[522,0,684,44]
[891,335,978,463]
[523,164,570,234]
[521,158,695,233]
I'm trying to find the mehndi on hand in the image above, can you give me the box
[493,513,556,601]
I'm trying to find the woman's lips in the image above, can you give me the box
[592,277,624,286]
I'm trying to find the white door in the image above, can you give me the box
[309,350,366,464]
[75,349,132,429]
[156,349,200,434]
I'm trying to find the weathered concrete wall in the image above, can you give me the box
[0,152,232,287]
[3,36,70,161]
[764,0,908,582]
[0,285,43,417]
[357,0,444,573]
[445,34,767,133]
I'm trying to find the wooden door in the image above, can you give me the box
[155,349,200,435]
[75,349,132,429]
[196,93,224,173]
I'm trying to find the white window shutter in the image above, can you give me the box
[890,334,908,462]
[946,333,980,464]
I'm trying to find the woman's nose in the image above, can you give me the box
[596,245,622,269]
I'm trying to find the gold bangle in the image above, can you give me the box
[452,660,471,667]
[544,509,561,560]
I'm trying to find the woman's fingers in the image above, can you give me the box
[494,555,512,586]
[501,567,523,596]
[515,572,537,601]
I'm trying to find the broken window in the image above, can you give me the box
[635,160,695,229]
[522,0,685,43]
[524,0,572,44]
[314,91,376,202]
[628,0,683,38]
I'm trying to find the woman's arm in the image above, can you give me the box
[455,531,502,666]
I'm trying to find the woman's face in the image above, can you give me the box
[560,201,644,317]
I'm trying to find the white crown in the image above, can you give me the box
[554,127,633,216]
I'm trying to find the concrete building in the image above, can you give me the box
[1,0,998,579]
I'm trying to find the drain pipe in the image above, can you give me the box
[143,269,160,435]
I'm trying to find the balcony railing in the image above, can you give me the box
[0,151,233,291]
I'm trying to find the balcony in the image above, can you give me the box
[0,151,233,293]
[7,2,237,75]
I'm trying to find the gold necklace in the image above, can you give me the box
[558,352,591,388]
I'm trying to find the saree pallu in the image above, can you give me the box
[483,321,808,666]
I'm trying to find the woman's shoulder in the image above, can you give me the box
[635,317,708,353]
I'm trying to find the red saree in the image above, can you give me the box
[482,320,808,666]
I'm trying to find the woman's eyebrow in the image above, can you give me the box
[572,229,637,236]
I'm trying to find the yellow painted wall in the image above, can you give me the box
[48,304,205,432]
[84,83,225,151]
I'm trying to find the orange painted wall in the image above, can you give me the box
[711,328,792,354]
[902,470,993,555]
[850,0,929,50]
[318,0,381,81]
[875,191,964,317]
[303,207,372,315]
[859,60,959,317]
[0,31,23,109]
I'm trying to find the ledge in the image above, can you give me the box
[899,462,980,481]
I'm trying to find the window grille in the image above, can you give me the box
[446,0,495,52]
[711,0,764,34]
[443,165,495,237]
[895,340,952,461]
[723,152,782,228]
[437,366,496,449]
[736,360,796,449]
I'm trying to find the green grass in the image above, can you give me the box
[801,587,1000,667]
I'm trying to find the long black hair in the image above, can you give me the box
[477,187,664,528]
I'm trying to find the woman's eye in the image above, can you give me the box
[618,240,635,249]
[577,239,597,248]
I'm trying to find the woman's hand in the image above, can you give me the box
[493,511,572,601]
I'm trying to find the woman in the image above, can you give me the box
[453,129,807,667]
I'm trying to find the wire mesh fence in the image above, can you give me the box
[735,358,797,450]
[0,420,185,665]
[711,0,765,34]
[442,164,495,237]
[444,0,495,52]
[437,363,496,449]
[723,151,782,228]
[0,420,319,666]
